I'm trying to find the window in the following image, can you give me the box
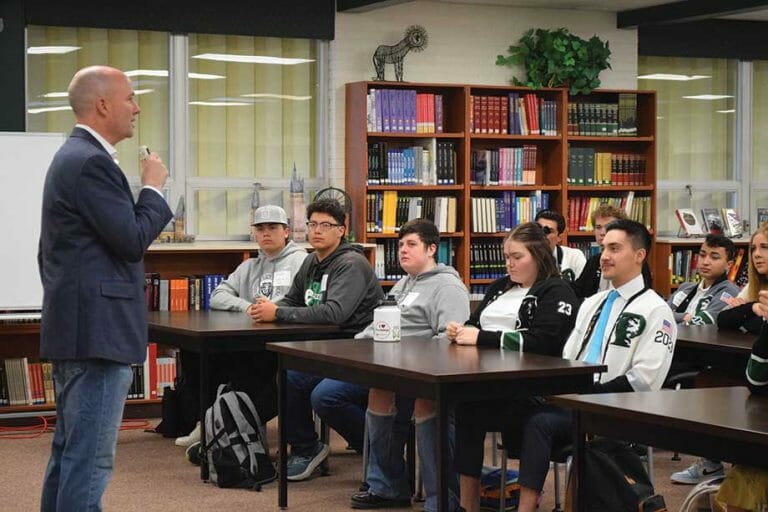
[638,56,738,236]
[26,27,325,239]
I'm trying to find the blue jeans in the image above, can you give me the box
[416,413,459,512]
[40,359,133,512]
[286,370,368,455]
[365,396,415,501]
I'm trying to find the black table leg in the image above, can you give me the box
[436,387,448,512]
[572,411,585,512]
[200,344,209,481]
[278,359,288,509]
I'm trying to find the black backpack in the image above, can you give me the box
[575,437,667,512]
[204,384,276,490]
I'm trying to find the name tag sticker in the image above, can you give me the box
[720,292,733,302]
[274,270,291,287]
[321,274,329,292]
[671,292,686,307]
[400,292,420,307]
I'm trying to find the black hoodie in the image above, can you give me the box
[276,241,384,331]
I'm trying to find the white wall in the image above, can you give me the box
[329,0,638,186]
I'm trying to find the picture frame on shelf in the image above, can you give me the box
[675,208,704,237]
[700,208,724,235]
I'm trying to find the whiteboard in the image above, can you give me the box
[0,132,66,310]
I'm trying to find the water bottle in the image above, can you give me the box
[373,296,401,342]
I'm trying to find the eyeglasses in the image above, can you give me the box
[306,221,342,232]
[537,224,554,235]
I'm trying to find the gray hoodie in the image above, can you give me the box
[210,240,308,312]
[356,264,470,339]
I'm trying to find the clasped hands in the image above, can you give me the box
[247,297,277,322]
[445,321,479,345]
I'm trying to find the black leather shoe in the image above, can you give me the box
[350,491,411,509]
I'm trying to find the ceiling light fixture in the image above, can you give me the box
[28,106,72,114]
[637,73,709,81]
[27,46,81,55]
[241,93,312,101]
[192,53,315,65]
[682,95,733,100]
[125,69,225,80]
[189,101,253,107]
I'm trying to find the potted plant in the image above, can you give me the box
[496,27,611,95]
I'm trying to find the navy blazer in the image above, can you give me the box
[38,127,173,364]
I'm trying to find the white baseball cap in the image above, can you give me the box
[252,205,289,225]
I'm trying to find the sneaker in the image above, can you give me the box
[186,441,202,467]
[350,490,411,509]
[670,459,724,484]
[175,421,201,447]
[286,442,330,482]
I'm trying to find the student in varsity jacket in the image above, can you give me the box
[570,204,653,300]
[250,198,384,482]
[714,290,768,511]
[667,234,739,326]
[534,209,586,282]
[718,222,768,335]
[448,222,579,512]
[512,220,676,512]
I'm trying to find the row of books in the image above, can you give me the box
[469,146,538,186]
[469,240,505,280]
[469,284,490,301]
[0,344,176,407]
[144,273,225,311]
[471,192,551,233]
[366,193,458,234]
[568,240,601,259]
[567,94,638,136]
[675,208,744,238]
[469,93,558,136]
[567,148,647,186]
[373,240,455,281]
[566,194,651,231]
[366,88,444,133]
[367,141,457,185]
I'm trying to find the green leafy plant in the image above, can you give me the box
[496,28,611,95]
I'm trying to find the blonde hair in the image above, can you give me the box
[590,204,627,226]
[746,221,768,301]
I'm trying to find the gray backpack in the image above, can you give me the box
[204,384,276,490]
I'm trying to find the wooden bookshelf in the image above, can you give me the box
[346,82,657,286]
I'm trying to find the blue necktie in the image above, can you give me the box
[584,290,620,364]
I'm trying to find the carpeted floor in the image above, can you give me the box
[0,417,703,511]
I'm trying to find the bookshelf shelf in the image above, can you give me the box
[346,82,656,289]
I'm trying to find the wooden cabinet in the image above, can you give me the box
[345,82,657,288]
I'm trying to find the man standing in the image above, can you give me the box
[535,209,586,282]
[251,198,383,479]
[39,66,172,511]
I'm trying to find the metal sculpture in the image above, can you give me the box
[372,25,428,82]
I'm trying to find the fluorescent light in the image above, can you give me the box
[241,93,312,101]
[125,69,225,80]
[27,46,81,55]
[192,53,315,65]
[717,109,736,114]
[40,92,68,98]
[638,73,709,81]
[682,94,733,100]
[134,89,155,96]
[189,101,253,107]
[28,106,72,114]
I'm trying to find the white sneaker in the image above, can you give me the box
[670,458,724,484]
[175,422,201,447]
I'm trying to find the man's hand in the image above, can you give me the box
[140,153,169,190]
[250,297,278,322]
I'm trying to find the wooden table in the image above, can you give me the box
[551,387,768,512]
[674,324,753,381]
[147,310,342,479]
[268,337,605,511]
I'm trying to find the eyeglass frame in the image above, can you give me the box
[306,220,344,232]
[537,223,555,235]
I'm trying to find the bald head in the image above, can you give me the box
[68,66,124,118]
[67,66,139,145]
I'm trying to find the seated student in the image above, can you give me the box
[450,222,579,512]
[535,209,586,282]
[715,290,768,512]
[570,204,653,300]
[667,235,738,484]
[210,204,307,313]
[512,220,676,512]
[177,205,307,450]
[250,198,384,481]
[351,219,470,511]
[668,234,739,326]
[718,221,768,335]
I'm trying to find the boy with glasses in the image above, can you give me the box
[251,198,384,481]
[534,209,586,282]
